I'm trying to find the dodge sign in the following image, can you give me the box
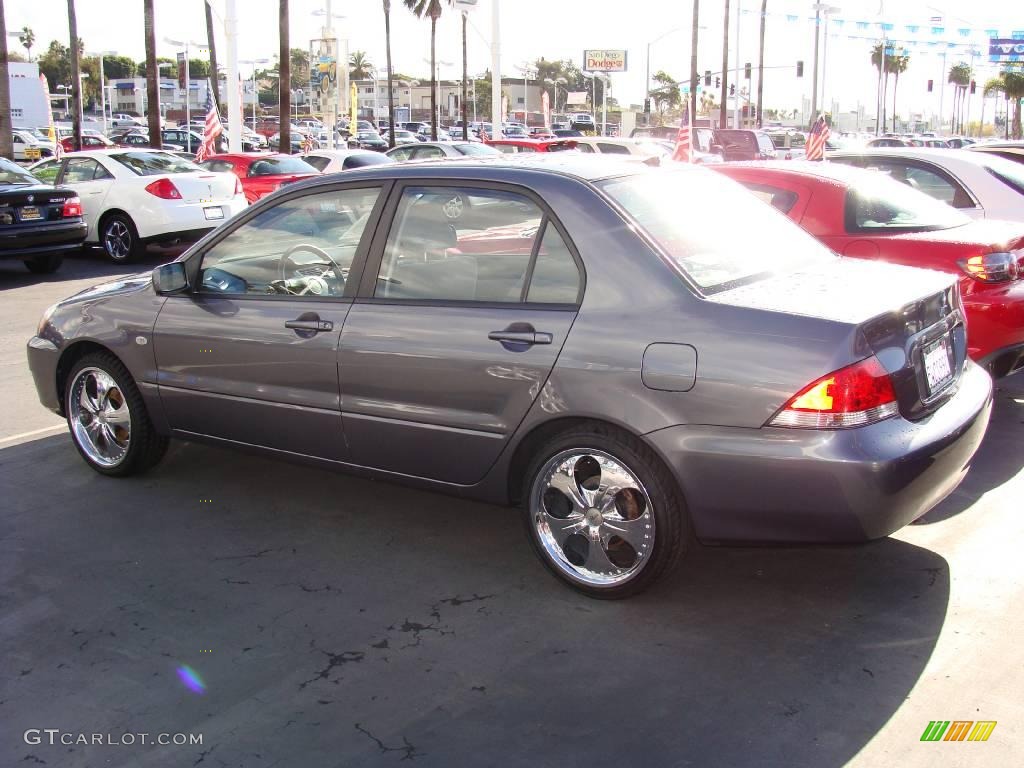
[583,49,628,72]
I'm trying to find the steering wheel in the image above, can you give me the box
[277,243,347,296]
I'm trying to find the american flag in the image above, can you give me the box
[672,124,691,163]
[195,80,223,163]
[301,131,315,153]
[805,114,830,161]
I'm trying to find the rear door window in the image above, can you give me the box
[861,159,975,208]
[739,182,799,214]
[597,142,631,155]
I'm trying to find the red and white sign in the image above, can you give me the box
[583,49,627,73]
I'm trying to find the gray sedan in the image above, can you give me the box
[27,156,992,598]
[386,141,500,162]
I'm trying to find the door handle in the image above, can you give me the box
[488,330,552,345]
[285,318,333,332]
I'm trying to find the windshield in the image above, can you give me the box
[846,173,970,232]
[0,158,39,185]
[598,168,835,293]
[111,152,201,176]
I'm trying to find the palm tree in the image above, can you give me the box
[889,50,909,132]
[67,0,83,151]
[983,76,1005,138]
[18,26,35,62]
[0,1,14,160]
[404,0,445,140]
[350,51,372,80]
[205,0,221,114]
[948,62,971,134]
[383,1,396,148]
[991,69,1024,139]
[279,0,290,151]
[720,0,730,128]
[756,0,766,127]
[870,43,897,132]
[143,0,161,148]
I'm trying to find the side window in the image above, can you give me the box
[597,142,630,155]
[865,161,973,208]
[197,187,381,296]
[375,186,543,302]
[63,159,102,183]
[493,144,517,154]
[389,147,413,161]
[303,155,330,172]
[412,146,445,160]
[575,143,595,153]
[526,223,581,304]
[31,160,62,183]
[757,135,775,153]
[740,182,799,214]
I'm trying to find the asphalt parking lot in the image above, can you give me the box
[1,253,1022,767]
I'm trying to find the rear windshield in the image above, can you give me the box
[454,143,500,156]
[598,168,835,292]
[846,173,971,232]
[0,159,39,185]
[110,152,201,176]
[248,156,318,176]
[981,155,1024,197]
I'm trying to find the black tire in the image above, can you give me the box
[65,352,168,477]
[100,213,143,264]
[24,254,64,274]
[521,422,690,599]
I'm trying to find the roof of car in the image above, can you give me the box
[201,152,283,163]
[717,160,879,186]
[827,146,1005,169]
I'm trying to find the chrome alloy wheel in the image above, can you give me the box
[68,367,132,467]
[103,219,132,261]
[531,450,655,588]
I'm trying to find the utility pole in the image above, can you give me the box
[225,0,241,151]
[733,0,741,128]
[67,0,83,151]
[756,0,766,127]
[810,2,820,125]
[720,0,729,128]
[491,0,502,136]
[690,0,699,127]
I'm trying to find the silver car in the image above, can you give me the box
[27,157,992,598]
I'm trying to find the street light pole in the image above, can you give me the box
[491,0,502,137]
[733,0,741,128]
[690,0,700,128]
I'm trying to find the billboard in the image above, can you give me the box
[988,37,1024,62]
[310,38,339,104]
[566,91,588,105]
[583,49,627,72]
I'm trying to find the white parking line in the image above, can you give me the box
[0,424,67,448]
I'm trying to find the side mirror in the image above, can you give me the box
[153,262,188,295]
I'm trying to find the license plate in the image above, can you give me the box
[923,337,953,393]
[25,149,40,160]
[19,206,42,221]
[203,206,224,220]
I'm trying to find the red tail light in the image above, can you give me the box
[144,178,182,200]
[958,252,1021,282]
[61,196,83,218]
[770,356,898,429]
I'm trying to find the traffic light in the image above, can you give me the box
[644,98,651,114]
[796,60,804,77]
[715,76,721,88]
[729,83,736,97]
[970,80,976,94]
[744,62,752,80]
[704,70,712,86]
[927,79,934,92]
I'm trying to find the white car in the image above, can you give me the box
[28,149,246,263]
[829,148,1024,222]
[11,130,45,163]
[299,149,393,173]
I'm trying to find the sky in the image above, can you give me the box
[5,0,1020,123]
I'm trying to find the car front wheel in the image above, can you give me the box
[65,352,168,476]
[522,423,689,599]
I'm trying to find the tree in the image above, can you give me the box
[137,57,176,78]
[383,1,396,147]
[143,0,161,147]
[279,0,290,149]
[67,0,83,151]
[289,47,308,91]
[103,55,136,79]
[947,62,971,134]
[350,50,372,80]
[19,26,35,62]
[988,69,1024,139]
[206,0,221,114]
[649,70,681,117]
[870,43,903,132]
[0,1,14,160]
[38,40,72,92]
[404,0,445,140]
[888,50,909,132]
[188,58,210,78]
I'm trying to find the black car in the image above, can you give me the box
[712,129,778,161]
[0,158,87,274]
[348,130,389,152]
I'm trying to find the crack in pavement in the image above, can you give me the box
[298,643,365,689]
[354,723,423,761]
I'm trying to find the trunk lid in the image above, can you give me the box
[0,184,77,227]
[168,172,238,204]
[888,219,1024,252]
[708,257,966,420]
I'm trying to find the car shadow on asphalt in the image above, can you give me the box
[914,369,1024,525]
[2,432,953,768]
[0,244,186,291]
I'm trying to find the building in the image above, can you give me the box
[8,62,50,127]
[106,77,256,117]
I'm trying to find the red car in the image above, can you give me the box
[714,161,1024,377]
[485,138,577,154]
[196,153,320,204]
[59,135,114,152]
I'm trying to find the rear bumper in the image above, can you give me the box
[132,195,248,241]
[0,221,87,258]
[646,362,993,544]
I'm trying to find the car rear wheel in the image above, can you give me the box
[101,213,143,263]
[522,423,689,599]
[65,352,168,477]
[24,254,64,274]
